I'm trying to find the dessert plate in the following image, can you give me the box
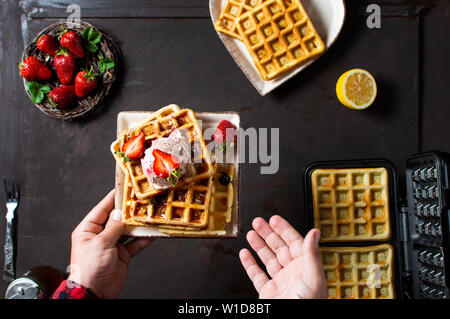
[114,110,240,238]
[209,0,346,95]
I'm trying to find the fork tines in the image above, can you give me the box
[3,177,19,201]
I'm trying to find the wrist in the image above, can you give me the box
[67,273,102,298]
[52,279,99,299]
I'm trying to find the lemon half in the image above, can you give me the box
[336,69,377,110]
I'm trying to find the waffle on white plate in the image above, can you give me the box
[215,0,269,40]
[111,105,237,236]
[111,105,214,200]
[215,0,324,80]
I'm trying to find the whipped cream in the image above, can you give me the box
[141,129,192,190]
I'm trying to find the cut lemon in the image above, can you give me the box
[336,69,377,109]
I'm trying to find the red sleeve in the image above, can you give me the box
[52,279,99,299]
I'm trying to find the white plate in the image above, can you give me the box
[209,0,346,95]
[114,110,240,238]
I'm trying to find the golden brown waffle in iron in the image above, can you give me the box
[122,170,213,229]
[215,0,268,40]
[311,168,391,242]
[160,163,235,236]
[111,105,214,200]
[235,0,325,80]
[320,245,395,299]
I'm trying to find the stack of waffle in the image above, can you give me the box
[111,104,235,236]
[310,167,395,299]
[215,0,325,80]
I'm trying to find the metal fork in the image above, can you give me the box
[3,177,19,282]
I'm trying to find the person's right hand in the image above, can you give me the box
[239,215,327,299]
[68,190,153,298]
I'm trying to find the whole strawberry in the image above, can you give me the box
[36,34,59,56]
[54,48,76,84]
[74,67,98,98]
[212,120,237,151]
[19,56,52,81]
[48,85,74,109]
[60,30,85,58]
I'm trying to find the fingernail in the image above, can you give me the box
[112,209,122,222]
[314,230,321,245]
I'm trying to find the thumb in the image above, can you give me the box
[98,209,125,248]
[303,228,323,269]
[302,229,328,298]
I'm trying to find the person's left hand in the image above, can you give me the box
[68,189,153,298]
[239,215,327,299]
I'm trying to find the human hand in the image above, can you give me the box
[68,189,153,298]
[239,215,327,299]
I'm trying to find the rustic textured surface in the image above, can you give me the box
[0,0,448,298]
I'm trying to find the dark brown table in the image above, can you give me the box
[0,0,449,298]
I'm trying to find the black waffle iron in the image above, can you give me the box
[304,151,450,299]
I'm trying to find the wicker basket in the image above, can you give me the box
[21,20,121,120]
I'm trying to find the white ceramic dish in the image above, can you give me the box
[114,109,240,238]
[209,0,346,95]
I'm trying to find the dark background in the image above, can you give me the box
[0,0,449,298]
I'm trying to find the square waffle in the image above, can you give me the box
[215,0,268,40]
[121,163,234,233]
[311,168,391,242]
[111,105,215,200]
[235,0,325,80]
[121,170,213,229]
[320,244,395,299]
[160,163,235,236]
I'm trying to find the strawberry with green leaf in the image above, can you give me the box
[19,56,52,81]
[54,48,76,84]
[60,30,85,58]
[37,34,59,56]
[212,120,237,151]
[48,85,75,109]
[121,132,145,160]
[152,149,181,186]
[75,67,98,98]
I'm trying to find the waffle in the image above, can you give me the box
[111,105,215,200]
[311,168,391,242]
[122,163,234,233]
[160,163,235,236]
[320,245,395,299]
[121,171,213,229]
[235,0,325,80]
[215,0,268,40]
[111,104,181,177]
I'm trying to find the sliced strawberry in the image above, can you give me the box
[121,132,145,160]
[212,120,237,150]
[152,149,180,181]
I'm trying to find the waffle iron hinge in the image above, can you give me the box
[399,205,412,275]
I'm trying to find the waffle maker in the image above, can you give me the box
[304,151,450,299]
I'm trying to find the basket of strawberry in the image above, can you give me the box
[19,20,121,120]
